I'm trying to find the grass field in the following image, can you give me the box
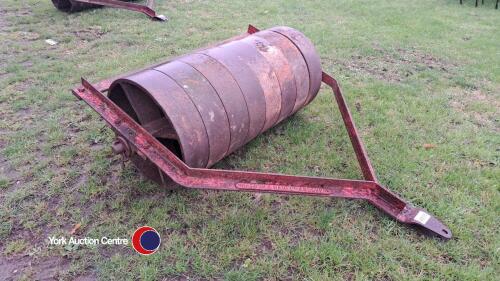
[0,0,499,280]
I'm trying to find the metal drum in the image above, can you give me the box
[52,0,100,12]
[108,26,322,170]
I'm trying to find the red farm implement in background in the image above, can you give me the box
[51,0,167,21]
[71,25,452,239]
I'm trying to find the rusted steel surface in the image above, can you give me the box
[240,35,296,124]
[228,39,282,133]
[109,70,209,168]
[155,61,231,167]
[71,25,452,239]
[201,43,267,143]
[269,26,322,105]
[252,30,309,114]
[52,0,166,21]
[179,54,249,154]
[107,26,321,168]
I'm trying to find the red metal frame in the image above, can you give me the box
[71,25,452,239]
[72,0,166,20]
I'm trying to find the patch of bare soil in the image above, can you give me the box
[0,155,20,188]
[73,271,98,281]
[449,87,500,131]
[0,255,70,281]
[330,45,457,82]
[72,26,107,41]
[14,31,40,41]
[0,5,33,30]
[13,78,36,93]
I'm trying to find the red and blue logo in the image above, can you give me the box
[131,226,161,255]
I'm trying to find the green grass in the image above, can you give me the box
[0,0,499,280]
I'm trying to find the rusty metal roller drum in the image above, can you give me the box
[108,26,321,168]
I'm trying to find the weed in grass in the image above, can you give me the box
[4,240,29,255]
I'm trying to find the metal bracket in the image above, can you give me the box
[71,26,452,239]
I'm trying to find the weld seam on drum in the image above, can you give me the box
[270,27,322,106]
[238,37,284,128]
[270,29,314,105]
[179,53,251,155]
[175,58,234,160]
[151,68,219,167]
[240,35,297,124]
[154,61,231,167]
[254,30,310,114]
[200,47,267,143]
[110,70,210,167]
[222,40,282,133]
